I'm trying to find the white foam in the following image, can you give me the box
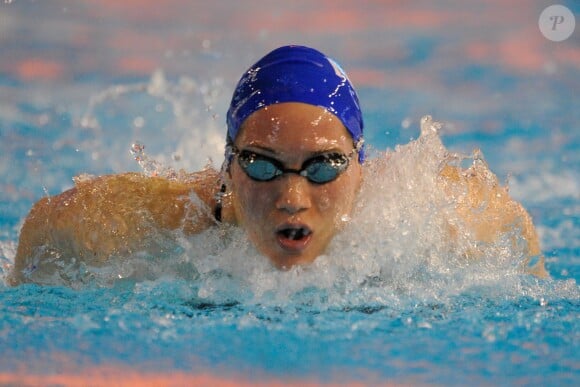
[0,240,17,284]
[7,93,577,304]
[114,116,570,307]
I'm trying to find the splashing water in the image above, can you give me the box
[0,70,577,387]
[25,115,575,311]
[78,69,227,174]
[129,141,179,179]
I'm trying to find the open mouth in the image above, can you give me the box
[277,227,312,240]
[276,225,313,251]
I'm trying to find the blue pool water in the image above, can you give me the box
[1,1,579,385]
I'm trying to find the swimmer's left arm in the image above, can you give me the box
[439,164,549,278]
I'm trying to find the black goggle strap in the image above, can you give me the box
[213,183,226,223]
[215,143,238,223]
[223,143,236,173]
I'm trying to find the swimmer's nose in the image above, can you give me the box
[275,174,312,214]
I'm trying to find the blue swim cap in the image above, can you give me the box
[226,45,364,162]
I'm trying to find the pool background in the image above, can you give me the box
[0,0,578,385]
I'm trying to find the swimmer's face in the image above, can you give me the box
[229,102,362,269]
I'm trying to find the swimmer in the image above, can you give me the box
[7,45,548,285]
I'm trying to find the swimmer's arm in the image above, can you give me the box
[9,170,223,285]
[439,165,549,278]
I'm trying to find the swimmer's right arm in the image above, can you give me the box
[8,170,230,285]
[438,164,549,278]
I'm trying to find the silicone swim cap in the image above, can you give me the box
[226,45,365,162]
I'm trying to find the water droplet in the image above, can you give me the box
[420,115,441,136]
[133,116,145,128]
[147,69,167,95]
[472,148,484,161]
[540,298,548,307]
[73,173,96,184]
[131,142,145,155]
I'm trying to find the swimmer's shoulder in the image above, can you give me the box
[438,164,548,278]
[9,169,231,285]
[71,170,226,232]
[27,169,229,233]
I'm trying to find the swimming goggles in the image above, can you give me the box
[232,147,356,184]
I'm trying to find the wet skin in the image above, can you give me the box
[8,105,548,285]
[227,102,363,269]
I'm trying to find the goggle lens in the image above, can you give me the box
[237,151,350,184]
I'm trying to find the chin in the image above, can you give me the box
[267,250,320,270]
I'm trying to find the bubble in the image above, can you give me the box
[340,214,351,223]
[133,116,145,128]
[147,70,167,96]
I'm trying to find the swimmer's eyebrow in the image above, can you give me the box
[243,144,278,155]
[242,144,347,158]
[308,147,346,156]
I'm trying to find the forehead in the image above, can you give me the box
[235,102,353,152]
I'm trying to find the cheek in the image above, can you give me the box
[316,174,360,220]
[314,186,349,219]
[232,175,274,223]
[243,188,272,216]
